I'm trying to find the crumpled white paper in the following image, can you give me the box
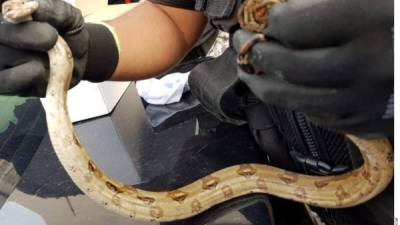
[136,72,190,105]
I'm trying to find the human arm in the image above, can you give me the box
[0,0,207,96]
[108,1,207,80]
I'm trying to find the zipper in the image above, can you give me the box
[291,111,349,175]
[267,106,349,175]
[294,112,320,159]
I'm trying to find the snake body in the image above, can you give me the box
[2,0,394,222]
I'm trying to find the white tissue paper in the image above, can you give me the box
[63,0,74,5]
[136,72,190,105]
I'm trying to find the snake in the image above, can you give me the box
[2,0,394,222]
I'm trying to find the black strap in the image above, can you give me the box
[148,0,196,10]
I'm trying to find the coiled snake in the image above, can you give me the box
[2,0,394,222]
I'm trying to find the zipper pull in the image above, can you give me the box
[290,151,349,175]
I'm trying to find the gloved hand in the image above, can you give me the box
[0,0,119,97]
[233,0,394,137]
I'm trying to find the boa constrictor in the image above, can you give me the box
[2,0,394,222]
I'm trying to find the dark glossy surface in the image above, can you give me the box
[0,98,47,207]
[0,84,281,225]
[0,85,391,225]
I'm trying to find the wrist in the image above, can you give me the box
[83,23,120,82]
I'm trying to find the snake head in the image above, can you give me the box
[2,0,38,24]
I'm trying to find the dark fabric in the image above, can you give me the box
[189,48,247,125]
[198,0,241,32]
[84,24,119,82]
[198,0,238,19]
[150,0,240,32]
[148,0,196,10]
[245,103,296,171]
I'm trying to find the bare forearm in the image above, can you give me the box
[107,1,207,81]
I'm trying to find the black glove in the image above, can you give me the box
[233,0,394,137]
[0,0,119,97]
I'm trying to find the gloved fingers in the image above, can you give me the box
[265,0,348,47]
[233,30,354,87]
[31,0,84,33]
[0,43,47,67]
[62,27,89,57]
[306,113,380,136]
[69,57,86,87]
[264,0,380,48]
[237,68,354,117]
[0,60,47,97]
[0,18,57,51]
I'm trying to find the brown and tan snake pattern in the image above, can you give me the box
[2,0,394,222]
[238,0,287,33]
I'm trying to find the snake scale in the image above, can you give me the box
[2,0,394,222]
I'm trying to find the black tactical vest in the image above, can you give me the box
[194,0,241,33]
[188,2,386,224]
[147,0,356,178]
[151,1,388,224]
